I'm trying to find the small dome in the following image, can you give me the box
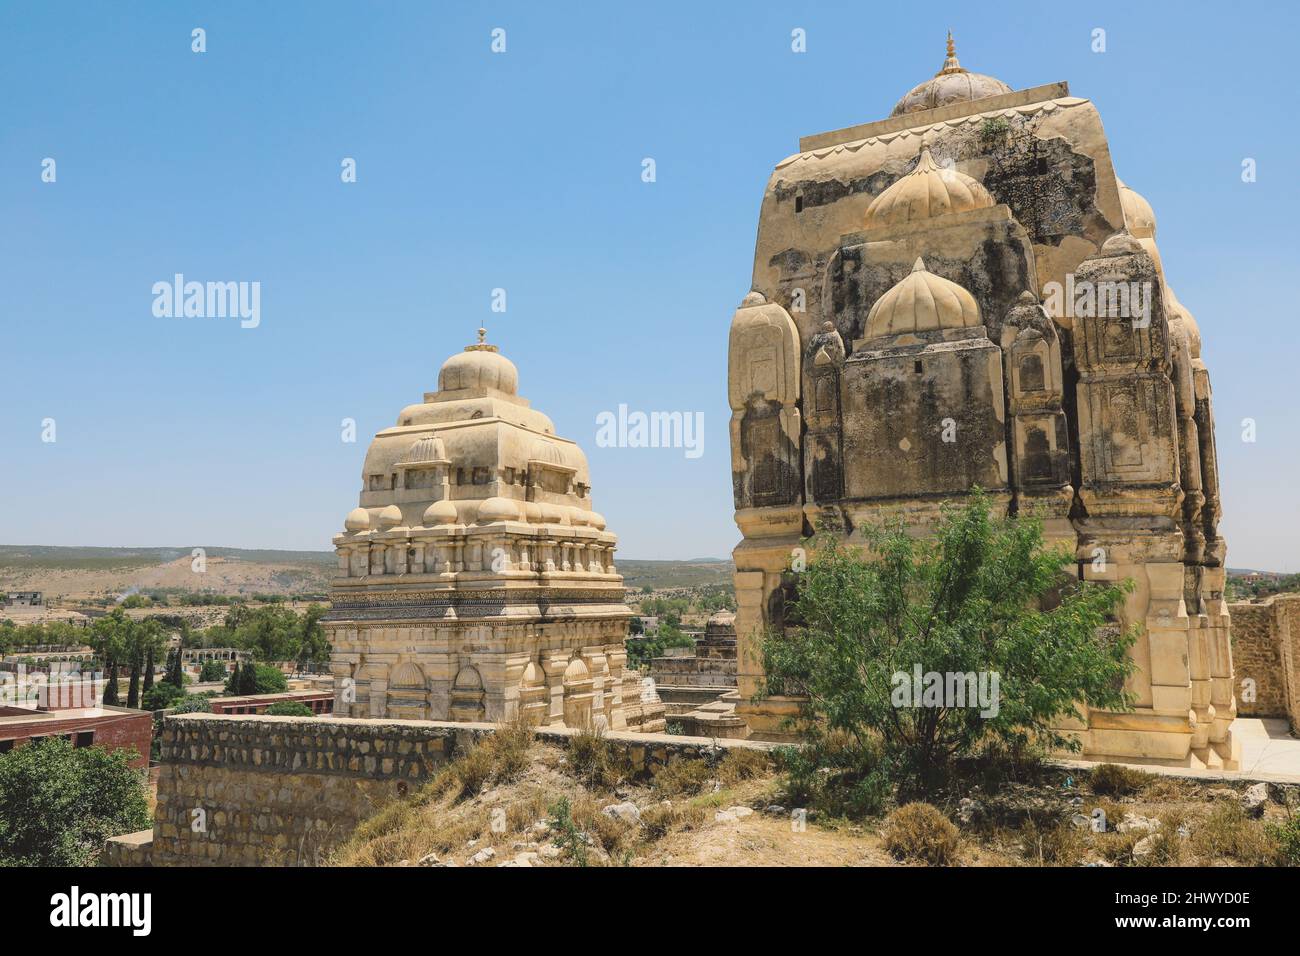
[402,433,446,464]
[376,504,403,529]
[587,511,607,531]
[476,496,520,523]
[891,34,1011,117]
[563,657,590,681]
[344,507,370,532]
[865,258,981,338]
[437,329,518,395]
[707,610,736,628]
[530,438,564,465]
[422,499,458,525]
[521,661,543,686]
[1166,288,1203,360]
[539,503,565,524]
[864,146,994,230]
[1116,179,1157,240]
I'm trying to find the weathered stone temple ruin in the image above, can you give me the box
[325,330,663,733]
[728,38,1238,768]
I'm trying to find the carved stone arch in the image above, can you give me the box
[386,660,428,719]
[449,664,486,722]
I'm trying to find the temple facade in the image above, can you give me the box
[326,331,663,732]
[728,37,1237,768]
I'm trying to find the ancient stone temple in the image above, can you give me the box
[728,36,1237,768]
[326,330,661,732]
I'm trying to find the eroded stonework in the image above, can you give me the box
[326,331,662,732]
[729,39,1237,769]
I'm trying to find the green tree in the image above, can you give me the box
[264,700,313,717]
[762,493,1136,795]
[141,643,155,695]
[141,681,186,711]
[0,737,150,866]
[199,659,227,682]
[252,664,288,694]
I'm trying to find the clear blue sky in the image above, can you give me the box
[1,1,1297,569]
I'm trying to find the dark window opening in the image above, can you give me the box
[914,359,923,373]
[794,195,804,213]
[75,732,94,748]
[1035,157,1048,175]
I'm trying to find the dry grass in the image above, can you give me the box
[332,727,1294,869]
[1190,802,1278,866]
[881,802,961,865]
[1089,763,1153,797]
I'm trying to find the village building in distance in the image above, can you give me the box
[728,36,1238,769]
[324,330,664,733]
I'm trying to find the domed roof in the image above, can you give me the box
[344,507,370,532]
[530,438,564,465]
[402,433,447,464]
[865,258,981,338]
[476,496,521,524]
[376,504,404,529]
[422,499,458,525]
[1165,287,1203,360]
[864,145,994,230]
[1116,179,1157,240]
[437,328,518,395]
[890,34,1012,117]
[563,657,590,681]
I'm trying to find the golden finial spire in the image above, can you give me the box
[465,326,499,353]
[937,29,966,75]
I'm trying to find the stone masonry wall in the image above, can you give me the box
[105,712,773,866]
[1228,595,1300,730]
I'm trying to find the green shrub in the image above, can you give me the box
[265,701,313,717]
[0,737,150,866]
[763,493,1135,795]
[198,659,228,682]
[141,681,186,711]
[1266,812,1300,865]
[881,802,960,865]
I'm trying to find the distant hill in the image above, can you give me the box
[0,546,732,602]
[617,559,733,591]
[0,545,335,602]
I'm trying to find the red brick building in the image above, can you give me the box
[206,689,334,716]
[0,704,153,769]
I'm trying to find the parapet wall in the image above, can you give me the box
[104,712,772,867]
[1229,594,1300,730]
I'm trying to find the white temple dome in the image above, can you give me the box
[376,504,403,529]
[344,507,370,532]
[476,496,520,523]
[437,329,518,395]
[402,433,447,463]
[864,146,995,230]
[865,258,981,338]
[422,499,458,525]
[891,34,1012,117]
[1116,180,1157,240]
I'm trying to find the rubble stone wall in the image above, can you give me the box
[104,712,772,866]
[1229,595,1300,730]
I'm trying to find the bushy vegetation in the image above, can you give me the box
[264,700,314,717]
[0,737,150,866]
[763,493,1136,796]
[881,802,961,865]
